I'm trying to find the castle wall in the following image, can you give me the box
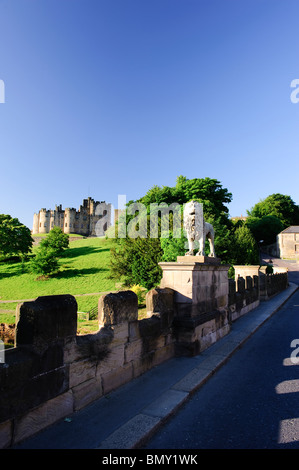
[32,198,112,237]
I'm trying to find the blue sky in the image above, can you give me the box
[0,0,299,229]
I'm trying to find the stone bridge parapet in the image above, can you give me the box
[0,261,289,448]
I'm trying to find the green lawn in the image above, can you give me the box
[0,237,116,300]
[0,237,118,330]
[0,236,148,335]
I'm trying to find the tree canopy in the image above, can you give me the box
[109,176,234,289]
[245,215,284,245]
[247,193,299,228]
[30,227,69,278]
[39,226,69,256]
[0,214,33,258]
[138,175,233,224]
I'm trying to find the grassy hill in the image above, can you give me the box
[0,236,120,333]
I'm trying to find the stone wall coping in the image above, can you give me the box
[176,256,221,265]
[159,262,230,271]
[234,265,261,270]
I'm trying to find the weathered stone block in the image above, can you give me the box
[97,344,125,375]
[199,331,217,352]
[151,344,174,367]
[72,377,102,411]
[129,320,141,341]
[237,277,245,293]
[98,291,138,326]
[15,295,77,351]
[64,328,113,363]
[110,322,129,346]
[0,354,69,424]
[200,319,216,337]
[101,363,133,395]
[69,358,97,388]
[138,315,161,338]
[0,348,39,393]
[0,420,12,449]
[124,339,143,363]
[175,340,200,357]
[13,391,74,445]
[159,262,229,312]
[132,357,152,378]
[146,288,174,315]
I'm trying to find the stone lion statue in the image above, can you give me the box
[183,200,216,257]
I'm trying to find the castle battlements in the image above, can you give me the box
[33,197,111,237]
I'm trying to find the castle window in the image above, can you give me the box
[40,223,41,227]
[65,223,67,227]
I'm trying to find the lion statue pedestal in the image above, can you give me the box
[158,201,230,355]
[159,200,227,306]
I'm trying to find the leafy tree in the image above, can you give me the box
[39,226,69,256]
[246,215,284,245]
[30,227,69,278]
[247,193,299,228]
[109,237,163,290]
[230,225,260,265]
[109,176,234,288]
[160,231,186,261]
[30,246,59,277]
[0,214,33,258]
[139,175,233,225]
[138,176,234,263]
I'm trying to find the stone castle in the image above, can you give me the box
[32,197,112,237]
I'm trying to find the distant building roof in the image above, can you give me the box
[231,215,247,221]
[281,226,299,233]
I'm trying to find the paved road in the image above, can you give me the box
[145,287,299,449]
[261,253,299,285]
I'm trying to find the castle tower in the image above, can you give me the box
[38,209,51,234]
[32,213,39,234]
[64,208,76,234]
